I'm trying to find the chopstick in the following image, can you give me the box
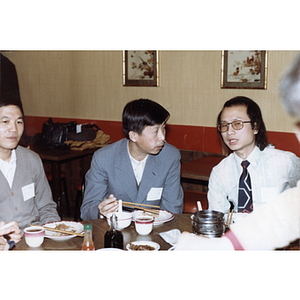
[118,201,160,209]
[30,224,84,237]
[225,209,234,227]
[118,202,159,215]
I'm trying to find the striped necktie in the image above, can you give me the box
[238,160,253,213]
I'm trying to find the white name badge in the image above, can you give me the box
[22,183,35,201]
[147,187,163,201]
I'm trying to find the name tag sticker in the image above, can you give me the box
[22,183,35,201]
[147,187,163,201]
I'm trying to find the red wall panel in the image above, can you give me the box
[24,116,300,157]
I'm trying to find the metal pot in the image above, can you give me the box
[192,210,225,238]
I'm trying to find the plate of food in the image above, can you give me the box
[131,209,174,226]
[43,221,84,241]
[126,241,160,251]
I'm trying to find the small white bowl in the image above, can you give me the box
[24,226,45,247]
[106,212,132,230]
[134,216,154,235]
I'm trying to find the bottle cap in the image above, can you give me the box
[84,223,93,231]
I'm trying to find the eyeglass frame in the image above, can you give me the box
[217,120,252,133]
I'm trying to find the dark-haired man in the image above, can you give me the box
[175,56,300,250]
[208,96,300,213]
[0,100,60,231]
[81,99,183,220]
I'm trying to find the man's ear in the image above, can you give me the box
[253,122,259,134]
[129,131,138,142]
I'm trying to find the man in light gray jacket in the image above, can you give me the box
[81,99,183,220]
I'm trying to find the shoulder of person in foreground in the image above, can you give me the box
[230,181,300,250]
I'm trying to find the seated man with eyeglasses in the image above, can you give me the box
[208,96,300,213]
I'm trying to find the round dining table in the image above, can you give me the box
[11,212,299,251]
[12,213,193,251]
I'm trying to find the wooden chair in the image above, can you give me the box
[183,190,208,213]
[46,172,70,217]
[74,177,85,221]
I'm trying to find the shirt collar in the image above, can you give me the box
[233,146,260,167]
[0,149,16,166]
[127,140,148,165]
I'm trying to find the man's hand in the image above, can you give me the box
[98,194,119,217]
[0,221,23,244]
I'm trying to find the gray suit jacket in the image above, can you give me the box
[81,138,183,220]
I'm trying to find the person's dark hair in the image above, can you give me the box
[0,98,24,116]
[217,96,268,151]
[280,54,300,118]
[122,98,170,139]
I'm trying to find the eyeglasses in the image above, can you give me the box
[218,120,251,133]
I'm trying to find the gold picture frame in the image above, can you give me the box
[221,50,268,89]
[123,50,159,87]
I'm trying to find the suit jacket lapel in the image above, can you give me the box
[137,154,160,203]
[115,140,138,202]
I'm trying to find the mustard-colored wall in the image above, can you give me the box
[3,50,299,132]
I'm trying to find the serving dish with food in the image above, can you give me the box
[43,221,84,241]
[126,241,160,251]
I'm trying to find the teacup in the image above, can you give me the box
[24,226,45,247]
[134,216,154,235]
[106,212,132,230]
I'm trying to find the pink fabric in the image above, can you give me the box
[224,230,244,251]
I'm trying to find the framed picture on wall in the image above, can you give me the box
[123,50,159,86]
[221,50,267,89]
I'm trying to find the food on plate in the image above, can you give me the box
[53,223,76,236]
[128,242,155,251]
[137,211,159,219]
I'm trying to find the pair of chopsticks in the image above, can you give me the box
[225,210,234,227]
[225,199,234,227]
[30,224,84,237]
[117,200,160,216]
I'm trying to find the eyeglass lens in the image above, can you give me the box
[219,121,245,132]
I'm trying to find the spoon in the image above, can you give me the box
[197,201,202,211]
[118,199,122,213]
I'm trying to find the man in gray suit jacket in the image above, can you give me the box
[81,99,183,220]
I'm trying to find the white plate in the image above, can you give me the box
[131,209,174,226]
[126,241,160,251]
[43,221,84,241]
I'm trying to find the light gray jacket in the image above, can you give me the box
[0,146,60,229]
[81,138,183,220]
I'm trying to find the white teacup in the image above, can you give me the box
[134,216,154,235]
[24,226,45,247]
[106,212,132,230]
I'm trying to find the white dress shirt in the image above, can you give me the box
[127,143,148,186]
[208,145,300,213]
[0,149,16,188]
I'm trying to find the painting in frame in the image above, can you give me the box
[221,50,267,89]
[123,51,159,87]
